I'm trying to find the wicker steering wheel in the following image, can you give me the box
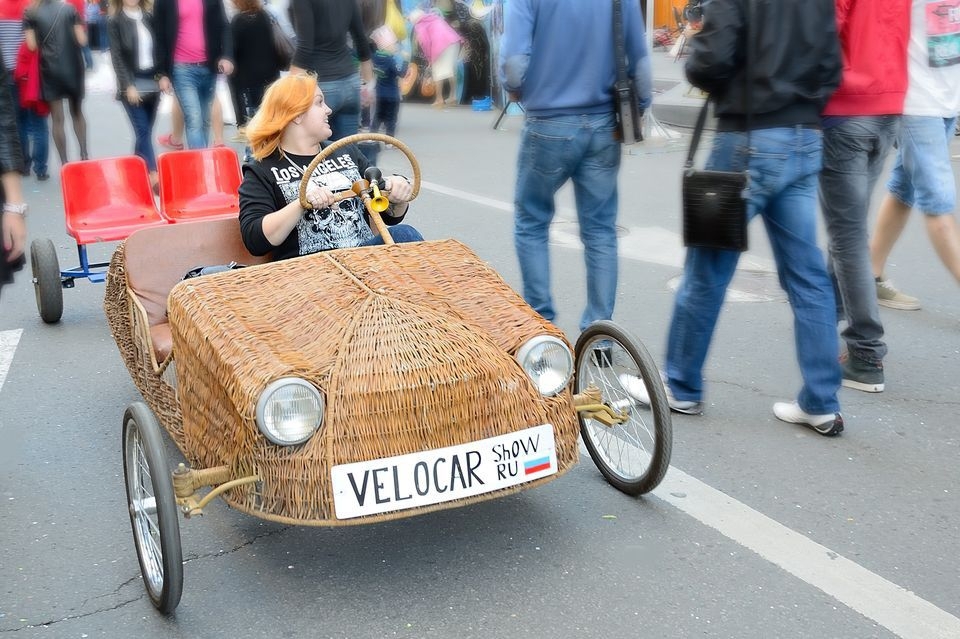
[297,133,421,244]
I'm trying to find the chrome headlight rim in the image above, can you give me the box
[254,377,325,446]
[516,335,574,397]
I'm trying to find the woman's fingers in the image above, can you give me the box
[305,184,336,209]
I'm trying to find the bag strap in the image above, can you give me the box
[41,3,67,48]
[612,0,628,87]
[684,0,753,170]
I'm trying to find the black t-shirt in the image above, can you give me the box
[238,145,405,260]
[288,0,371,81]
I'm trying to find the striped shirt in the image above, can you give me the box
[0,19,23,71]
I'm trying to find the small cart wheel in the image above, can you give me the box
[122,402,183,613]
[574,321,673,495]
[30,238,62,324]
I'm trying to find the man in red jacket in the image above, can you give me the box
[818,0,910,394]
[0,0,48,179]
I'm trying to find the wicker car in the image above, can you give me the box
[104,135,672,613]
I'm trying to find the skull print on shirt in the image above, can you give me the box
[270,151,375,254]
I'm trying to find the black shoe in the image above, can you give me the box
[19,167,30,177]
[840,354,884,393]
[36,173,49,181]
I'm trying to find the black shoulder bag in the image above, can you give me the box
[612,0,642,144]
[681,0,752,252]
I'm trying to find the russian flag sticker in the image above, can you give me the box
[523,456,551,475]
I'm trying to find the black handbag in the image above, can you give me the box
[681,102,749,251]
[269,13,295,69]
[612,0,642,144]
[681,1,752,252]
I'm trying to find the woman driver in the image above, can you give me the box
[239,74,421,260]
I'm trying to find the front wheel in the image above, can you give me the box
[122,402,183,613]
[30,238,63,324]
[574,321,672,495]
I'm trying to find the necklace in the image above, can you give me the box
[280,149,309,178]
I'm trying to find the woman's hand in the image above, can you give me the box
[304,182,338,210]
[125,85,141,105]
[158,76,172,93]
[385,176,412,203]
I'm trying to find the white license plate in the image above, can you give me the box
[331,424,557,519]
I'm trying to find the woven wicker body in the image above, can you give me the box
[109,238,579,526]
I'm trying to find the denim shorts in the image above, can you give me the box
[886,115,957,214]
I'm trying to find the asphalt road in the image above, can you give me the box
[1,53,958,638]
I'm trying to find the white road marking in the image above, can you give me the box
[0,329,22,393]
[419,180,776,274]
[653,464,960,639]
[397,181,960,632]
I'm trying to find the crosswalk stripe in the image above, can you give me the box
[0,329,22,394]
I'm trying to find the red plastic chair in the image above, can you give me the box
[157,147,242,221]
[61,156,168,245]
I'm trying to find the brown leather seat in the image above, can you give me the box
[123,217,269,364]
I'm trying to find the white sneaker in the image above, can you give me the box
[772,401,844,436]
[618,373,703,415]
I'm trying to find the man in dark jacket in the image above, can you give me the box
[654,0,845,435]
[153,0,233,149]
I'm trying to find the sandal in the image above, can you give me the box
[157,133,184,150]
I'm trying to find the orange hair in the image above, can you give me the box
[232,0,261,14]
[245,74,318,161]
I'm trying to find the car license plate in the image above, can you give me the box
[331,424,557,519]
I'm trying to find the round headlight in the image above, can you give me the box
[255,378,325,446]
[516,335,573,396]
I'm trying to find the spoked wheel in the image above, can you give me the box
[574,321,673,495]
[122,402,183,613]
[30,238,63,324]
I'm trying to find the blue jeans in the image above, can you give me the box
[513,112,621,332]
[172,64,215,149]
[819,116,898,366]
[121,94,160,171]
[8,80,49,176]
[359,223,423,245]
[887,115,957,214]
[666,126,840,414]
[318,73,361,141]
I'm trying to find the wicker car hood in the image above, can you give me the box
[166,239,574,464]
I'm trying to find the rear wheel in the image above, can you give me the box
[574,321,672,495]
[122,402,183,613]
[30,238,62,324]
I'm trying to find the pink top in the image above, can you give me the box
[412,13,461,64]
[173,0,206,64]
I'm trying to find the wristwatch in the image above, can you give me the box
[3,202,28,217]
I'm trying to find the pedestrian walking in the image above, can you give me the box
[632,0,845,436]
[0,48,27,301]
[0,0,48,180]
[153,0,234,149]
[409,7,461,108]
[228,0,283,131]
[108,0,161,191]
[370,31,406,137]
[288,0,373,141]
[24,0,90,165]
[868,0,960,310]
[498,0,651,332]
[818,0,910,394]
